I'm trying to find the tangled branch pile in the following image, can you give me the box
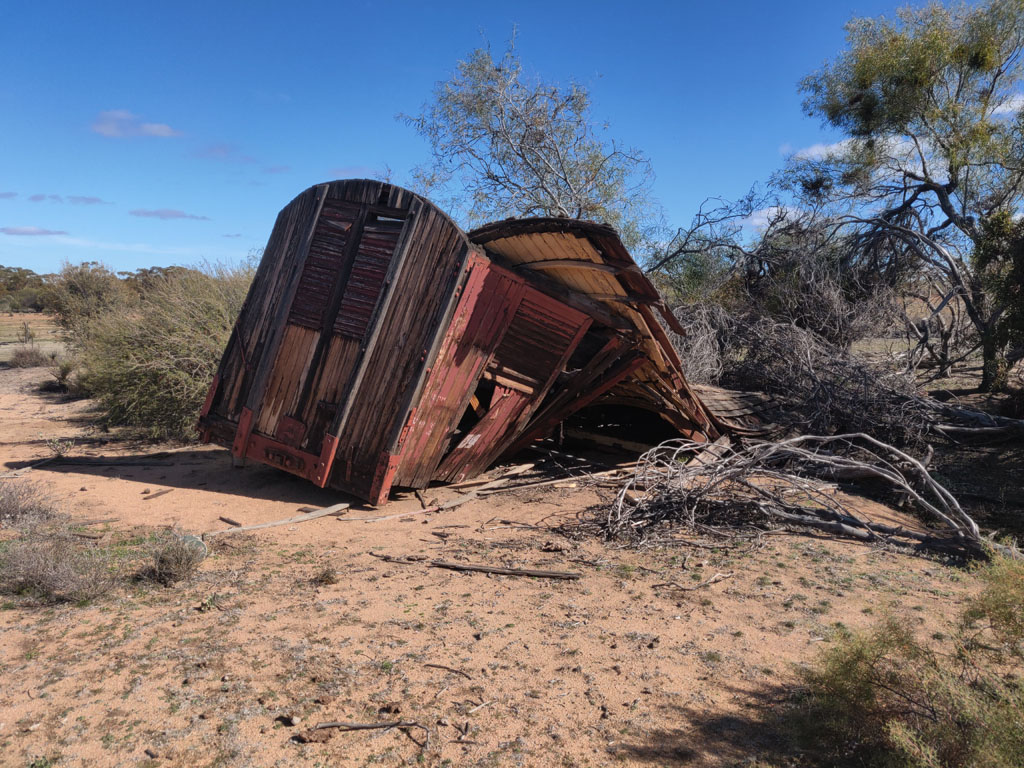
[673,309,1024,448]
[724,320,934,446]
[608,434,998,559]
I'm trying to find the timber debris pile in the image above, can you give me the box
[198,179,729,504]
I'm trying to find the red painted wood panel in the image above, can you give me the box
[390,254,525,489]
[432,283,591,483]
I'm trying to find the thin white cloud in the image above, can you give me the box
[1,226,68,236]
[15,234,229,256]
[196,143,257,164]
[92,109,181,138]
[993,94,1024,116]
[130,208,210,221]
[263,165,290,174]
[222,233,242,238]
[25,193,110,205]
[49,235,204,255]
[789,139,855,161]
[0,192,16,199]
[68,196,111,205]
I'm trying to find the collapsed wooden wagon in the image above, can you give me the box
[198,179,725,504]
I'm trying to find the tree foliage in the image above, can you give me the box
[78,263,253,440]
[0,265,47,312]
[41,261,133,341]
[403,36,659,250]
[794,0,1024,389]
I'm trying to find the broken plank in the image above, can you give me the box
[687,435,731,467]
[443,462,536,490]
[338,492,478,523]
[477,466,635,497]
[204,503,350,538]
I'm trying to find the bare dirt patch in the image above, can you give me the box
[0,367,980,767]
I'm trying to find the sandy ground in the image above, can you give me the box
[0,367,978,768]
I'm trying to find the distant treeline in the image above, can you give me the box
[0,263,201,313]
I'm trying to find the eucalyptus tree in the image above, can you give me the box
[793,0,1024,390]
[403,37,660,251]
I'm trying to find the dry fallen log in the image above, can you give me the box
[293,719,429,747]
[0,457,55,479]
[369,552,581,580]
[653,571,734,592]
[423,663,472,679]
[337,492,478,523]
[429,561,582,580]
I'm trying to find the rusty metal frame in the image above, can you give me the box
[229,410,341,488]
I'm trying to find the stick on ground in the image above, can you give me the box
[204,503,349,538]
[370,552,581,580]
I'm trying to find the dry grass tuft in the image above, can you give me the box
[312,565,339,585]
[147,530,207,585]
[0,530,116,603]
[0,481,60,528]
[8,345,50,368]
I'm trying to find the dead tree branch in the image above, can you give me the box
[608,435,1013,559]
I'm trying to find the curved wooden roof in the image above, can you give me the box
[470,217,720,436]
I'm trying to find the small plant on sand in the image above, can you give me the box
[791,551,1024,768]
[146,530,207,585]
[312,566,339,586]
[48,357,76,393]
[16,320,36,345]
[42,435,75,458]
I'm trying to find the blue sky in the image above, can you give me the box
[0,0,905,274]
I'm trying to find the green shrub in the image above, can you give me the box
[42,261,132,343]
[77,262,253,440]
[48,357,76,392]
[792,553,1024,768]
[7,345,49,368]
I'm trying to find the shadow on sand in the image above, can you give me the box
[5,447,372,509]
[608,683,803,766]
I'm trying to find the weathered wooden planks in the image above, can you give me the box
[198,181,722,506]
